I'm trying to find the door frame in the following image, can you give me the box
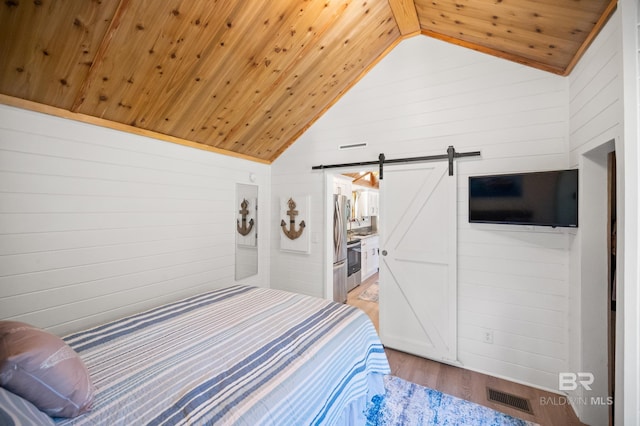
[575,139,615,425]
[323,168,379,301]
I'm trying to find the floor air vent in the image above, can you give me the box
[486,388,533,414]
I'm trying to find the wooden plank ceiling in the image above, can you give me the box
[0,0,616,164]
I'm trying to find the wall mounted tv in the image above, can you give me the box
[468,169,578,228]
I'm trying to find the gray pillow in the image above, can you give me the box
[0,386,55,426]
[0,321,94,418]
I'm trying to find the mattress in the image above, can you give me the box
[55,285,390,425]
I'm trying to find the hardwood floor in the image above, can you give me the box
[347,276,379,331]
[347,273,585,426]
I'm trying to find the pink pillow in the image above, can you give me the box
[0,321,94,418]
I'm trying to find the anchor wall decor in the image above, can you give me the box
[236,198,255,236]
[280,198,306,240]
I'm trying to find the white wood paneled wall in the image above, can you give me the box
[272,35,571,392]
[0,105,270,336]
[569,14,622,161]
[618,0,640,423]
[632,3,640,422]
[567,10,623,425]
[270,172,324,297]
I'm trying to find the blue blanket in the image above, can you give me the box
[56,286,389,425]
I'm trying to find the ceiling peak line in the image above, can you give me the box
[387,0,420,36]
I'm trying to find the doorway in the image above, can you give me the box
[325,161,458,364]
[578,140,615,426]
[607,151,616,425]
[324,168,381,304]
[327,167,381,326]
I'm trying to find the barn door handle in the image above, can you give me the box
[381,250,388,256]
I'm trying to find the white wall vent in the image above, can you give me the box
[338,142,367,150]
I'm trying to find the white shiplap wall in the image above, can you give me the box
[569,14,622,162]
[620,0,640,423]
[0,105,270,336]
[270,172,325,297]
[567,10,622,425]
[272,36,571,391]
[633,3,640,423]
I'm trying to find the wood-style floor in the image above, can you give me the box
[347,273,585,426]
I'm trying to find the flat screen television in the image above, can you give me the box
[468,169,578,228]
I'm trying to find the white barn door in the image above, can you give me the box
[379,162,457,363]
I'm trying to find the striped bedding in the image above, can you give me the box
[55,285,390,425]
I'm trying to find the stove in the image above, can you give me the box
[346,239,361,291]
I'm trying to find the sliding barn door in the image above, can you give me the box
[379,162,457,363]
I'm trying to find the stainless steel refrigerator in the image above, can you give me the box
[333,194,348,303]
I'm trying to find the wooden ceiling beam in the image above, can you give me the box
[387,0,420,37]
[345,172,380,189]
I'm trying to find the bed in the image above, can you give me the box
[0,285,389,425]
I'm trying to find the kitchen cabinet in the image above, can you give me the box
[368,191,379,216]
[360,235,379,281]
[354,189,379,217]
[353,190,365,219]
[333,175,353,196]
[361,238,368,280]
[370,235,379,274]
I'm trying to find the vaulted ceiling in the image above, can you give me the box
[0,0,616,164]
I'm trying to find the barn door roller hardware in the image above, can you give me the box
[311,145,481,178]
